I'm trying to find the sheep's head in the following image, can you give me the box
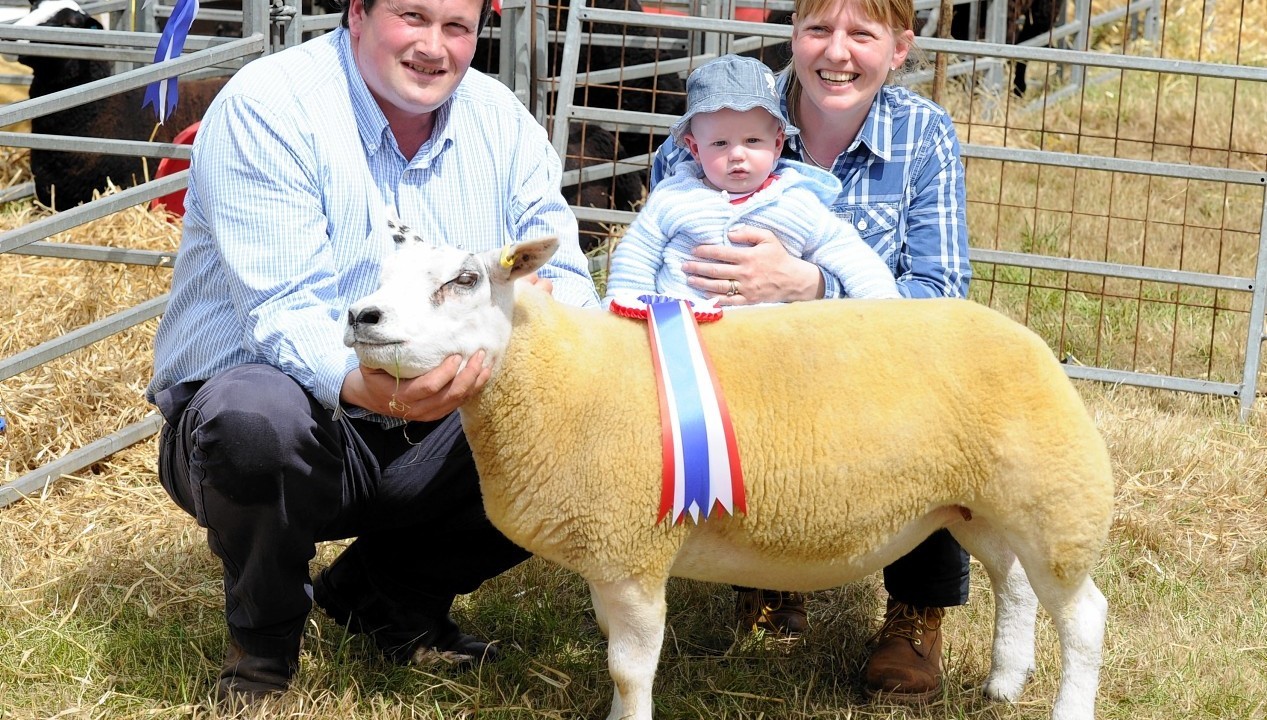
[344,221,558,379]
[12,1,103,78]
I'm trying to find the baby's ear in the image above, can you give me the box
[683,133,702,160]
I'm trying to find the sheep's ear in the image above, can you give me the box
[490,236,559,282]
[387,217,425,246]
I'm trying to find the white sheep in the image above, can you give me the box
[344,234,1115,720]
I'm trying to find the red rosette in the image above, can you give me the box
[609,294,723,323]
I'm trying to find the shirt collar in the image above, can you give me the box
[338,28,456,160]
[777,70,894,163]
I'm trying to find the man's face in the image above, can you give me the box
[348,0,482,129]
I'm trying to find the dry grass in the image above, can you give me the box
[2,379,1264,719]
[3,0,1267,717]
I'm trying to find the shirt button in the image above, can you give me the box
[858,220,868,230]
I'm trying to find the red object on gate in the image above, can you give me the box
[150,120,200,219]
[640,4,770,22]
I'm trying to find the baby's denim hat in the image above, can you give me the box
[670,54,799,148]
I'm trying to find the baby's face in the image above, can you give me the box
[684,107,785,194]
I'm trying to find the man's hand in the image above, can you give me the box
[682,225,825,304]
[341,351,491,421]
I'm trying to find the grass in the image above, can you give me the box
[1,384,1265,719]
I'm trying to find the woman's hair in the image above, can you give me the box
[784,0,916,127]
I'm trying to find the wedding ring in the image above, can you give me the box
[727,279,739,297]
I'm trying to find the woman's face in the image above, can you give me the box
[791,0,913,127]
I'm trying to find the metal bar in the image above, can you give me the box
[550,0,587,159]
[0,132,194,159]
[0,35,264,128]
[580,6,788,36]
[7,241,175,266]
[0,181,33,203]
[916,37,1267,82]
[300,13,341,33]
[1237,192,1267,420]
[560,153,653,187]
[0,414,164,509]
[0,24,233,50]
[564,7,1267,87]
[0,294,168,382]
[0,172,188,255]
[154,7,242,22]
[0,41,173,63]
[527,29,690,51]
[81,0,131,13]
[573,206,636,225]
[568,105,678,129]
[1063,365,1241,396]
[962,144,1267,186]
[971,248,1255,291]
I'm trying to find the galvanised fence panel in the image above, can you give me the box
[532,0,1267,419]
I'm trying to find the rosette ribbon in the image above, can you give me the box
[142,0,200,124]
[611,295,746,524]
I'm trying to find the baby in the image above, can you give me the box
[604,54,900,304]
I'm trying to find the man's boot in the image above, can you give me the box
[215,637,297,710]
[734,588,808,637]
[861,598,945,702]
[313,553,499,667]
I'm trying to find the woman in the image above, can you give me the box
[647,0,971,703]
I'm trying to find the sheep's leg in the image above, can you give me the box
[589,577,668,720]
[1032,574,1107,720]
[950,521,1038,701]
[590,581,610,637]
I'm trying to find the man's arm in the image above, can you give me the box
[507,116,600,308]
[188,93,358,409]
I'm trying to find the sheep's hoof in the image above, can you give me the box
[982,667,1031,702]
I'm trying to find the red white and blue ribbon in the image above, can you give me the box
[142,0,200,124]
[611,294,745,524]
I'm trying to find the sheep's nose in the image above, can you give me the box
[349,307,382,327]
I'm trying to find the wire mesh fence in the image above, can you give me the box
[519,0,1267,416]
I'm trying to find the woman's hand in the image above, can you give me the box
[523,273,554,295]
[681,225,825,304]
[341,351,491,421]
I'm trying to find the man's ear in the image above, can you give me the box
[347,0,366,35]
[487,236,559,282]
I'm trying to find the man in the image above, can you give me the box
[146,0,598,706]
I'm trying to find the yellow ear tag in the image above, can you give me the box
[499,246,516,269]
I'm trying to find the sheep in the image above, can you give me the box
[938,0,1056,96]
[343,232,1114,720]
[14,0,228,209]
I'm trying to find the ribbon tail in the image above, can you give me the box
[700,329,745,516]
[648,311,677,524]
[142,0,200,124]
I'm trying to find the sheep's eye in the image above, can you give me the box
[450,271,480,289]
